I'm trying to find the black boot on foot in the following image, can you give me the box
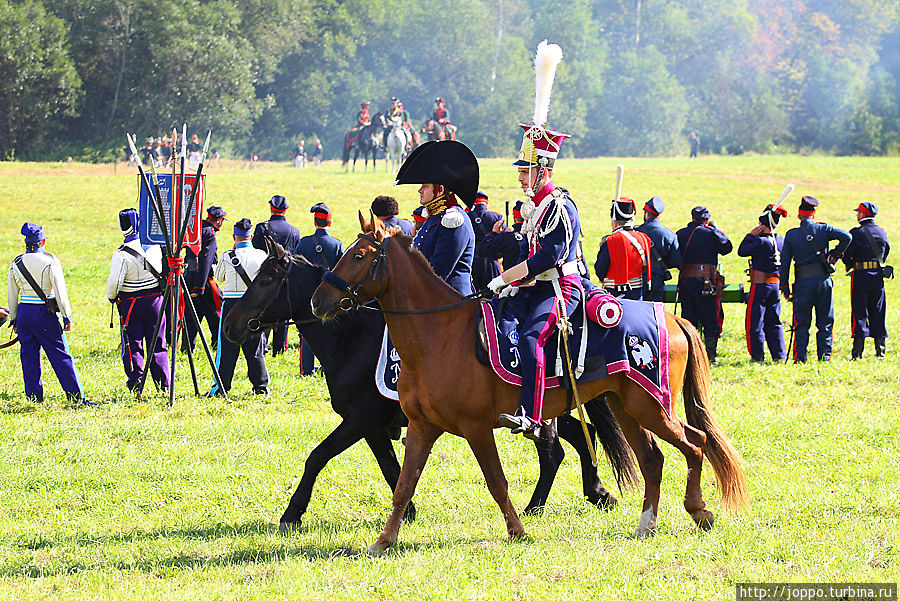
[875,338,886,358]
[851,336,865,360]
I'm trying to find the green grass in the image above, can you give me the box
[0,156,897,599]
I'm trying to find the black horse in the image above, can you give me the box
[222,241,635,531]
[342,112,386,172]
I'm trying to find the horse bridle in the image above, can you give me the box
[246,257,319,332]
[320,233,490,314]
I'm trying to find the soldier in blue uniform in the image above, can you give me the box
[481,201,526,272]
[371,195,415,236]
[7,223,88,404]
[636,196,681,302]
[676,207,733,363]
[252,195,301,355]
[106,208,169,392]
[738,204,788,362]
[210,218,270,396]
[841,202,890,359]
[468,191,504,291]
[296,203,345,374]
[183,206,225,353]
[395,140,477,296]
[489,119,584,440]
[779,196,851,362]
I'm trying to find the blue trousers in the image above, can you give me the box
[511,276,581,422]
[850,272,887,339]
[118,292,169,389]
[299,336,316,375]
[17,304,83,399]
[679,278,722,340]
[212,299,269,394]
[744,283,785,361]
[791,275,834,362]
[643,278,666,302]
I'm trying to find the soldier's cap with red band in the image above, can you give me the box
[798,195,818,217]
[310,202,331,224]
[269,195,289,213]
[412,205,427,223]
[856,202,877,217]
[512,200,524,221]
[475,191,489,205]
[644,196,665,216]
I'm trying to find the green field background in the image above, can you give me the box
[0,156,897,599]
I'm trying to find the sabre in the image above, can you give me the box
[614,163,625,203]
[176,130,210,253]
[557,298,598,467]
[785,323,794,364]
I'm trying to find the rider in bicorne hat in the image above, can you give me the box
[487,40,591,440]
[394,140,478,295]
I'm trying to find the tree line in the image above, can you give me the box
[1,0,898,161]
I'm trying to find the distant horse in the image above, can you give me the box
[343,112,386,172]
[385,116,409,173]
[311,213,749,554]
[222,240,633,531]
[422,118,455,142]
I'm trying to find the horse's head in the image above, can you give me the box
[311,210,389,320]
[223,238,325,343]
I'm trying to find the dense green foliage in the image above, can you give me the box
[0,156,897,598]
[1,0,899,160]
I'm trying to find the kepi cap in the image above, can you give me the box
[856,202,877,218]
[207,206,227,219]
[644,196,664,216]
[691,206,711,220]
[233,218,252,237]
[21,222,45,243]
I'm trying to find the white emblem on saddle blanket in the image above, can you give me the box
[628,335,656,369]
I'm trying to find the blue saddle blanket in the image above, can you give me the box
[376,298,672,417]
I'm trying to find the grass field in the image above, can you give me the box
[0,156,897,599]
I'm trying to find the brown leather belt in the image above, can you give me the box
[749,269,780,284]
[680,263,717,280]
[855,261,880,270]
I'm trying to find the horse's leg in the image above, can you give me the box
[462,424,526,540]
[279,417,370,532]
[368,419,442,555]
[364,429,416,523]
[556,413,617,509]
[524,418,565,515]
[605,393,664,538]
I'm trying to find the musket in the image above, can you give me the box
[176,130,210,253]
[557,298,598,467]
[505,200,510,227]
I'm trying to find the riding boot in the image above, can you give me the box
[875,338,886,358]
[851,335,865,360]
[704,336,718,365]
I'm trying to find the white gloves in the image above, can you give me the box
[498,285,518,298]
[487,275,507,294]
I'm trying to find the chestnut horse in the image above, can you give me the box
[311,213,748,554]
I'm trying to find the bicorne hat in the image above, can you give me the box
[394,140,480,208]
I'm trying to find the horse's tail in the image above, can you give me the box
[675,316,749,512]
[585,396,639,491]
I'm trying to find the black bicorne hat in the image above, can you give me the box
[394,140,480,208]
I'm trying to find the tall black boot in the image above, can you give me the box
[851,336,865,360]
[875,338,886,358]
[705,336,718,365]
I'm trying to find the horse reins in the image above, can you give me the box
[246,258,320,332]
[320,233,491,315]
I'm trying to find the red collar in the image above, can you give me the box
[532,182,556,205]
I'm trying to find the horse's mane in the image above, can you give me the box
[385,232,464,300]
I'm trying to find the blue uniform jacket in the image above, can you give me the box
[185,220,218,295]
[468,204,503,249]
[738,233,784,274]
[842,219,890,279]
[636,218,681,276]
[296,228,344,269]
[524,192,582,278]
[481,223,526,271]
[676,221,732,267]
[779,219,851,287]
[381,215,415,236]
[252,214,301,254]
[413,205,475,295]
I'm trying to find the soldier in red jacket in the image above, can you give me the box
[594,197,653,300]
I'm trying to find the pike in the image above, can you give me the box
[176,130,211,253]
[145,141,174,255]
[126,133,172,255]
[168,125,183,407]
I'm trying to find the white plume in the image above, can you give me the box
[532,40,563,127]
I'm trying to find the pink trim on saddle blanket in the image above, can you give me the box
[479,301,673,418]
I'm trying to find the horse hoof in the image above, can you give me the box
[630,526,657,539]
[522,504,545,516]
[507,529,529,542]
[366,541,391,556]
[587,491,618,511]
[693,510,715,531]
[279,520,301,535]
[630,508,657,538]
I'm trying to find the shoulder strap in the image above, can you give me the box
[228,250,253,287]
[681,226,700,256]
[801,221,834,272]
[315,245,336,270]
[118,245,164,285]
[859,226,886,267]
[14,257,54,311]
